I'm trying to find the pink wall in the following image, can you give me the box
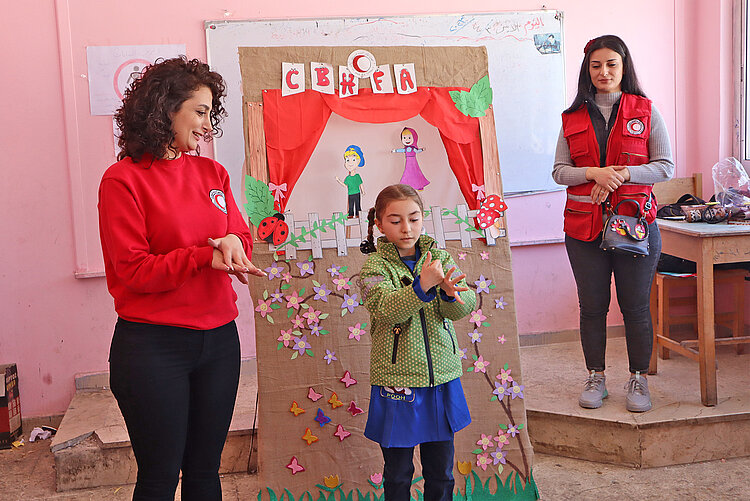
[1,0,738,418]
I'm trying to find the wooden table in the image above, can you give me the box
[650,219,750,406]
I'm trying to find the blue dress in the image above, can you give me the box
[363,249,471,448]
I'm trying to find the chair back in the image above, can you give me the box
[652,173,703,205]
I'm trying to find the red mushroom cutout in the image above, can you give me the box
[477,194,508,238]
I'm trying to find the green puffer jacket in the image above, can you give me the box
[359,235,477,387]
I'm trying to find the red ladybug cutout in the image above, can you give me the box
[258,213,289,246]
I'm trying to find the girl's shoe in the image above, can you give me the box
[625,372,652,412]
[579,371,608,409]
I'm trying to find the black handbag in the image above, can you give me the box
[600,199,650,257]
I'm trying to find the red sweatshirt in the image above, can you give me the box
[98,154,253,330]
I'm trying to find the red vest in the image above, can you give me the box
[561,93,656,241]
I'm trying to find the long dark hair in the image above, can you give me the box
[564,35,647,114]
[115,56,227,162]
[360,184,424,254]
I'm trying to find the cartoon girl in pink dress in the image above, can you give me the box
[391,127,429,190]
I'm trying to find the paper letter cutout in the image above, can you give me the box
[393,63,417,94]
[338,66,358,98]
[282,62,305,97]
[311,62,334,94]
[370,64,394,94]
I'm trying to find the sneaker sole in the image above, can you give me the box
[579,389,608,409]
[626,401,652,412]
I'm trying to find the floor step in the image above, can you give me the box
[51,359,258,492]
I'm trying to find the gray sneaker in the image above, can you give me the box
[579,371,608,408]
[625,372,652,412]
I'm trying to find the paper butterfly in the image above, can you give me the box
[287,456,305,474]
[340,370,357,388]
[347,401,364,416]
[308,387,323,401]
[315,408,332,426]
[328,392,343,409]
[334,424,351,441]
[302,427,319,445]
[290,401,305,416]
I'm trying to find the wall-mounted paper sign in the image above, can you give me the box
[86,44,185,115]
[338,66,359,98]
[282,62,306,96]
[393,63,417,94]
[310,62,334,94]
[370,64,394,94]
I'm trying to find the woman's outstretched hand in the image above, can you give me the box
[440,266,468,304]
[209,235,265,284]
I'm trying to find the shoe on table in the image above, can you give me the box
[579,370,608,409]
[625,372,652,412]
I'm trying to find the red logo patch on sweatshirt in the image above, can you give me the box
[209,189,227,214]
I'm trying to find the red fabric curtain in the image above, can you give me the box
[262,87,485,211]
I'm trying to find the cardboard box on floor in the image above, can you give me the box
[0,364,22,449]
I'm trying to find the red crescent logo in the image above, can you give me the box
[352,55,366,73]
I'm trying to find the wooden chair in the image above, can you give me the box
[648,174,748,374]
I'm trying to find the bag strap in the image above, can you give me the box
[611,198,644,218]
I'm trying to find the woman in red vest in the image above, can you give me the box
[553,35,674,412]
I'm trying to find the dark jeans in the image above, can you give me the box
[381,440,454,501]
[348,192,361,217]
[109,318,241,501]
[565,221,661,373]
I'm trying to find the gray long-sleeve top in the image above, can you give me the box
[552,92,675,187]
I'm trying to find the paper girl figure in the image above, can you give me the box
[335,145,366,218]
[392,127,429,190]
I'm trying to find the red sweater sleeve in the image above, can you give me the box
[220,164,254,258]
[98,178,214,294]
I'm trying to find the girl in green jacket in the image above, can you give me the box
[359,184,476,501]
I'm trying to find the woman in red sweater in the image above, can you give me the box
[98,57,264,500]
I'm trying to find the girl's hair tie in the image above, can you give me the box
[583,38,596,55]
[360,239,376,254]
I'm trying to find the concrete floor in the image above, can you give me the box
[1,438,749,500]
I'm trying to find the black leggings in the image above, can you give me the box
[565,222,661,373]
[109,318,240,501]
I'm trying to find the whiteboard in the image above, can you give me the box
[206,11,565,196]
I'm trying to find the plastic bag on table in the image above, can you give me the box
[711,157,750,207]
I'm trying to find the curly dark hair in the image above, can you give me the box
[114,56,227,162]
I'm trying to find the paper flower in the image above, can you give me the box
[314,408,331,426]
[348,323,366,341]
[265,263,284,280]
[496,368,513,384]
[457,347,468,360]
[292,335,311,356]
[255,298,272,318]
[296,260,315,276]
[302,427,318,445]
[327,265,342,277]
[310,323,323,336]
[469,309,486,327]
[277,329,294,347]
[458,252,467,260]
[370,473,383,485]
[495,297,507,310]
[334,424,351,441]
[468,329,482,343]
[493,382,509,398]
[285,291,303,310]
[287,456,304,474]
[494,433,510,448]
[307,387,323,401]
[313,283,331,302]
[270,289,284,303]
[498,335,506,344]
[341,293,359,313]
[490,448,507,465]
[303,308,322,325]
[289,401,305,416]
[281,272,292,283]
[324,349,337,365]
[473,355,490,373]
[474,275,492,294]
[476,434,493,451]
[324,475,340,489]
[291,314,305,329]
[332,275,351,291]
[509,382,525,399]
[476,453,492,471]
[506,424,520,437]
[457,462,472,475]
[480,251,489,260]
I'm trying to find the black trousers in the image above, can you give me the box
[381,440,454,501]
[109,318,240,501]
[348,192,362,217]
[565,221,661,373]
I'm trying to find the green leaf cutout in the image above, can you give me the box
[449,75,493,118]
[243,176,276,226]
